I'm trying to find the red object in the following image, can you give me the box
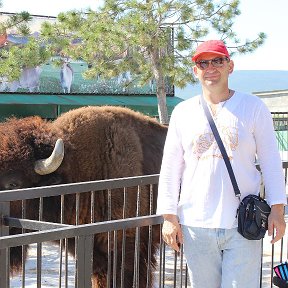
[0,33,8,47]
[192,40,230,62]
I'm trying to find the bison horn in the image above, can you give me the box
[34,139,64,175]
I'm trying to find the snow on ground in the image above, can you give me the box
[10,242,75,288]
[9,233,286,288]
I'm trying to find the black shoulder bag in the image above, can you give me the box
[201,96,271,240]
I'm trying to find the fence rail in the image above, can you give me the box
[0,162,287,288]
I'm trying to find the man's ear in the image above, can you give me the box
[228,60,234,74]
[193,66,199,78]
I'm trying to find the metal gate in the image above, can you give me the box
[0,163,287,288]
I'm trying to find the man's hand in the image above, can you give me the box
[162,214,183,252]
[268,204,286,244]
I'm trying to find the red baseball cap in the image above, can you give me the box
[192,40,230,62]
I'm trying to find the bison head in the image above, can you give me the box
[0,116,65,190]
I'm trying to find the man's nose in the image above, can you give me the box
[206,61,216,69]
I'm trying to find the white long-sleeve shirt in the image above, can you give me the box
[157,92,286,229]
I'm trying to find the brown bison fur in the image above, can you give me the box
[0,106,167,287]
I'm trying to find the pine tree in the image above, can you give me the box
[42,0,266,123]
[0,4,51,81]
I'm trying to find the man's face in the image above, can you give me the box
[193,52,234,88]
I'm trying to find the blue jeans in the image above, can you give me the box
[182,225,262,288]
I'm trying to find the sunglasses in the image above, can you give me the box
[195,57,230,70]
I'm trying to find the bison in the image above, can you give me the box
[0,106,167,287]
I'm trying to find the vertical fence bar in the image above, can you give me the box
[186,263,189,287]
[60,195,70,288]
[75,193,80,288]
[107,189,112,288]
[158,225,163,288]
[120,187,127,288]
[162,242,166,288]
[59,194,64,288]
[36,197,44,288]
[90,191,95,223]
[112,230,118,288]
[58,238,63,288]
[279,237,284,264]
[133,186,141,288]
[179,244,184,287]
[0,202,10,288]
[76,235,93,288]
[146,184,154,288]
[173,251,178,288]
[36,242,42,288]
[64,238,69,288]
[260,239,263,288]
[270,235,275,288]
[21,200,26,288]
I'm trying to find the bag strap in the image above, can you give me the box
[200,96,241,199]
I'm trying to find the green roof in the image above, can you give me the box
[0,93,183,120]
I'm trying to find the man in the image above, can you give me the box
[156,40,286,287]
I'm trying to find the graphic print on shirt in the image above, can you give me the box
[192,125,238,159]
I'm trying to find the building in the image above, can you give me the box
[253,89,288,112]
[254,89,288,159]
[0,93,183,121]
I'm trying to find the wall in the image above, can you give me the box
[253,90,288,112]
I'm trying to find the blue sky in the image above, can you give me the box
[1,0,287,71]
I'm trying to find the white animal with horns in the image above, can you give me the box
[60,59,74,93]
[0,66,42,92]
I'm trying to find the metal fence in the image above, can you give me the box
[0,162,287,288]
[272,112,288,160]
